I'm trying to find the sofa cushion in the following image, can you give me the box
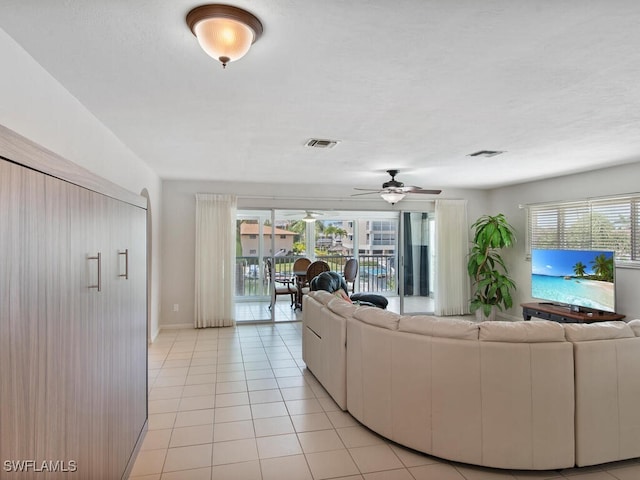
[308,290,335,306]
[479,320,566,343]
[353,306,400,330]
[327,297,359,318]
[627,319,640,337]
[399,315,479,340]
[563,321,634,342]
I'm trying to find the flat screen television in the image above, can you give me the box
[531,249,616,313]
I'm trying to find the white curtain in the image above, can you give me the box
[195,194,237,328]
[434,199,471,316]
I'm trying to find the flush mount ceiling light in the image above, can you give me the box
[186,4,263,68]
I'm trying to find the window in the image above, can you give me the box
[370,220,394,232]
[372,233,395,245]
[527,194,640,266]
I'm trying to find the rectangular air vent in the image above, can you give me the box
[305,138,339,149]
[467,150,505,158]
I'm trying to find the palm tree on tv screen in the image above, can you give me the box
[573,261,587,277]
[590,254,614,282]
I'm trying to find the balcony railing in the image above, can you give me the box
[235,254,396,297]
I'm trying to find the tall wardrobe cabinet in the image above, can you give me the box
[0,125,148,479]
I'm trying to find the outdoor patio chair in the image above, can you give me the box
[343,258,358,293]
[265,258,296,309]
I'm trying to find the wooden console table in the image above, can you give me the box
[521,302,625,323]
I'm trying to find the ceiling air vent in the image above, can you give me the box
[305,138,339,149]
[467,150,505,158]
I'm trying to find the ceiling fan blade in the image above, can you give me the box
[353,170,441,198]
[284,210,324,217]
[408,188,442,195]
[398,185,421,192]
[351,191,380,197]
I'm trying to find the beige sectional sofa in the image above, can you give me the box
[302,290,640,470]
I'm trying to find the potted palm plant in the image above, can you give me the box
[467,213,517,321]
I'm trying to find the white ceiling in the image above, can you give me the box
[2,1,640,192]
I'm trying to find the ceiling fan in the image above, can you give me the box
[352,170,442,204]
[285,210,324,222]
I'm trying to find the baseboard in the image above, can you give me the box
[160,323,196,330]
[150,327,160,344]
[121,418,147,480]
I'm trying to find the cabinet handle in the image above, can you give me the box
[118,249,129,280]
[88,252,102,292]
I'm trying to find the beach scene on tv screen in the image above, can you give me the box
[531,249,615,312]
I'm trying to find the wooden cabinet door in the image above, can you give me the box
[104,197,148,477]
[0,158,49,469]
[43,176,115,477]
[122,202,148,475]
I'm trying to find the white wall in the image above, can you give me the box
[490,161,640,321]
[0,29,163,340]
[161,179,490,327]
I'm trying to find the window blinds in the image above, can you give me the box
[527,194,640,264]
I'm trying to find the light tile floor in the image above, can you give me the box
[130,322,640,480]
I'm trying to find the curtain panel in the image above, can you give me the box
[434,199,470,316]
[194,193,237,328]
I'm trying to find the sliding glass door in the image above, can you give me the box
[234,209,309,322]
[234,208,435,320]
[399,211,435,314]
[235,211,272,322]
[270,211,307,321]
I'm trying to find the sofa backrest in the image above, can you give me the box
[307,290,335,306]
[479,319,566,343]
[327,297,359,318]
[353,305,401,330]
[563,321,634,342]
[628,319,640,337]
[399,315,479,340]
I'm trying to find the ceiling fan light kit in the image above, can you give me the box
[285,210,323,222]
[380,192,406,205]
[186,4,263,68]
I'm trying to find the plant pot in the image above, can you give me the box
[475,307,496,322]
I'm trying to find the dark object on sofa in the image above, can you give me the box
[311,272,387,309]
[351,293,388,309]
[310,271,348,294]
